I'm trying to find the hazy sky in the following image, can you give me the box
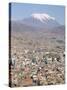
[10,3,65,25]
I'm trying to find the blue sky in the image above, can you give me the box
[10,3,65,25]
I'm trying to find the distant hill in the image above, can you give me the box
[11,13,65,37]
[50,25,65,35]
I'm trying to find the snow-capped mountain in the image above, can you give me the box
[22,13,60,29]
[31,13,55,22]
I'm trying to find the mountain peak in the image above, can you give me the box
[22,13,59,29]
[31,13,55,22]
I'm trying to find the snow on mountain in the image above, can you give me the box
[22,13,60,29]
[31,13,55,23]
